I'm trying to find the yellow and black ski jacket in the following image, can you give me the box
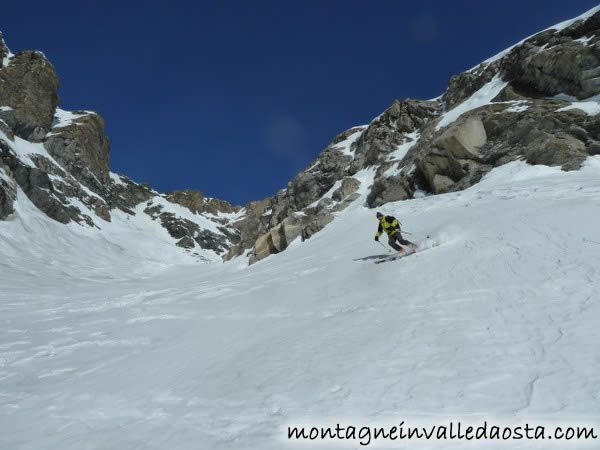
[375,215,401,239]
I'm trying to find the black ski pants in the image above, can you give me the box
[388,231,415,252]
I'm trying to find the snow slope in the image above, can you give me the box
[437,75,507,130]
[0,124,236,263]
[2,156,600,449]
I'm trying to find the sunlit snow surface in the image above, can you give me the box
[436,75,508,130]
[51,108,92,129]
[2,158,600,449]
[556,95,600,116]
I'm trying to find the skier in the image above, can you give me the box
[374,212,416,253]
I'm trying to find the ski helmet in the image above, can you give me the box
[376,212,383,219]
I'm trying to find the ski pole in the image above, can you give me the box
[377,240,392,253]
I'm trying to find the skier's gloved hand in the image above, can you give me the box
[374,236,379,242]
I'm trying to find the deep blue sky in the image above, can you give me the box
[2,1,598,205]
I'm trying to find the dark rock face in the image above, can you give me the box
[223,198,273,261]
[0,184,14,219]
[444,64,500,109]
[366,10,600,199]
[501,41,600,99]
[247,212,335,264]
[414,102,597,194]
[330,127,365,145]
[1,147,71,224]
[144,202,237,255]
[0,117,14,140]
[376,99,439,135]
[176,236,196,249]
[107,176,154,214]
[44,112,111,183]
[301,214,334,240]
[497,12,600,100]
[367,176,411,207]
[0,137,114,226]
[351,99,440,170]
[0,162,16,219]
[0,33,9,67]
[491,107,593,170]
[332,177,360,202]
[0,50,59,140]
[287,145,353,211]
[165,190,240,215]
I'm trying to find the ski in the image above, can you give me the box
[374,248,417,264]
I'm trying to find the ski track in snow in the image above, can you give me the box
[1,159,600,448]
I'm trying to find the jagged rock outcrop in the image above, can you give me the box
[0,49,59,141]
[444,64,499,109]
[0,33,9,67]
[416,115,487,194]
[301,214,335,240]
[0,118,14,140]
[248,212,334,264]
[45,111,111,183]
[371,8,600,198]
[434,116,487,160]
[484,105,593,170]
[412,101,598,195]
[0,144,80,224]
[0,32,242,258]
[367,175,412,206]
[222,198,272,261]
[502,41,599,100]
[144,202,238,254]
[249,215,301,264]
[0,161,16,219]
[332,177,360,202]
[285,148,351,211]
[351,99,440,169]
[165,190,240,215]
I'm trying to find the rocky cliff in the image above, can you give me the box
[227,6,600,264]
[0,31,241,261]
[2,6,600,265]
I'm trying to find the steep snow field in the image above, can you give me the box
[2,158,600,449]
